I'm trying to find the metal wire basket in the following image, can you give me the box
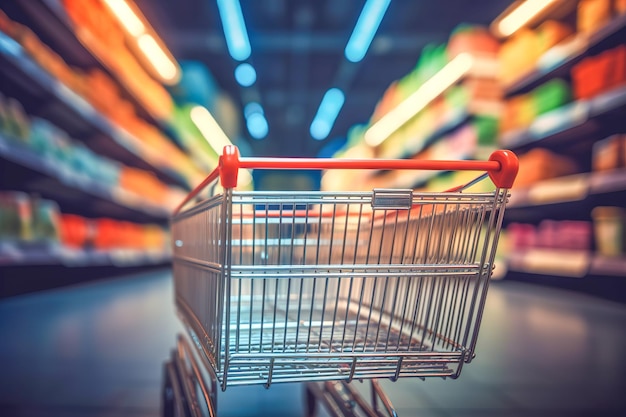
[169,145,517,414]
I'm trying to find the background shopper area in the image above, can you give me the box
[0,0,625,416]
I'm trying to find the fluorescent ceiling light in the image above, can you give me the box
[136,34,179,83]
[244,102,263,118]
[190,105,233,154]
[496,0,559,37]
[217,0,251,61]
[310,88,345,140]
[102,0,145,37]
[246,112,269,140]
[364,53,473,147]
[234,63,256,87]
[344,0,391,63]
[244,102,268,139]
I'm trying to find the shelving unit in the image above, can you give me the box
[0,242,170,267]
[0,30,187,188]
[331,5,626,301]
[496,6,626,300]
[503,12,626,96]
[0,133,169,222]
[21,0,179,132]
[0,3,192,296]
[501,86,626,150]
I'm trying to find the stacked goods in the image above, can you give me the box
[499,1,626,86]
[0,11,203,185]
[0,96,185,208]
[499,21,573,84]
[371,25,502,158]
[62,0,174,120]
[0,192,168,251]
[61,215,167,251]
[513,148,579,188]
[507,220,592,252]
[577,0,626,34]
[499,79,571,135]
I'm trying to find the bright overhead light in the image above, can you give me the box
[190,105,233,154]
[244,102,263,118]
[234,63,256,87]
[246,112,269,140]
[102,0,145,37]
[344,0,391,63]
[243,102,268,139]
[364,53,473,147]
[310,88,345,140]
[496,0,560,37]
[136,34,179,83]
[217,0,251,61]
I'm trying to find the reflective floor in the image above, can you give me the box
[0,269,624,417]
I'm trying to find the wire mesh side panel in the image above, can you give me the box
[222,189,508,387]
[172,194,228,372]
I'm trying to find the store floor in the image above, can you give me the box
[0,270,624,417]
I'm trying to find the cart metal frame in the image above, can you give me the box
[168,145,517,416]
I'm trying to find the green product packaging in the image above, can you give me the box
[532,79,571,116]
[473,116,499,145]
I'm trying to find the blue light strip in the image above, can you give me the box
[310,88,345,140]
[344,0,391,63]
[216,0,251,61]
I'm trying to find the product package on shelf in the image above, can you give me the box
[572,45,626,100]
[0,192,169,253]
[591,206,626,257]
[512,148,580,188]
[592,134,626,171]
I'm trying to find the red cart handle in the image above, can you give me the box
[175,145,518,215]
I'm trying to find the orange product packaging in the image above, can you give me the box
[119,166,168,204]
[578,0,613,34]
[514,148,579,188]
[93,218,120,250]
[536,20,573,53]
[447,25,500,59]
[60,214,91,248]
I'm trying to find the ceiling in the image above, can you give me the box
[136,0,507,157]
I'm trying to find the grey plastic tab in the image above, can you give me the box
[371,189,413,210]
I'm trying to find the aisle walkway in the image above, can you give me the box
[0,270,624,416]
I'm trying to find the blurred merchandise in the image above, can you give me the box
[514,148,579,188]
[500,79,571,134]
[508,220,592,252]
[31,198,61,243]
[62,0,174,120]
[0,191,168,251]
[0,191,32,241]
[592,134,626,171]
[591,206,626,256]
[60,214,91,248]
[572,45,626,99]
[578,0,615,34]
[0,12,203,185]
[0,96,188,209]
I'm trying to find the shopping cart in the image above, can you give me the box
[165,145,518,416]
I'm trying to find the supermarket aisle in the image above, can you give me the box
[0,271,625,417]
